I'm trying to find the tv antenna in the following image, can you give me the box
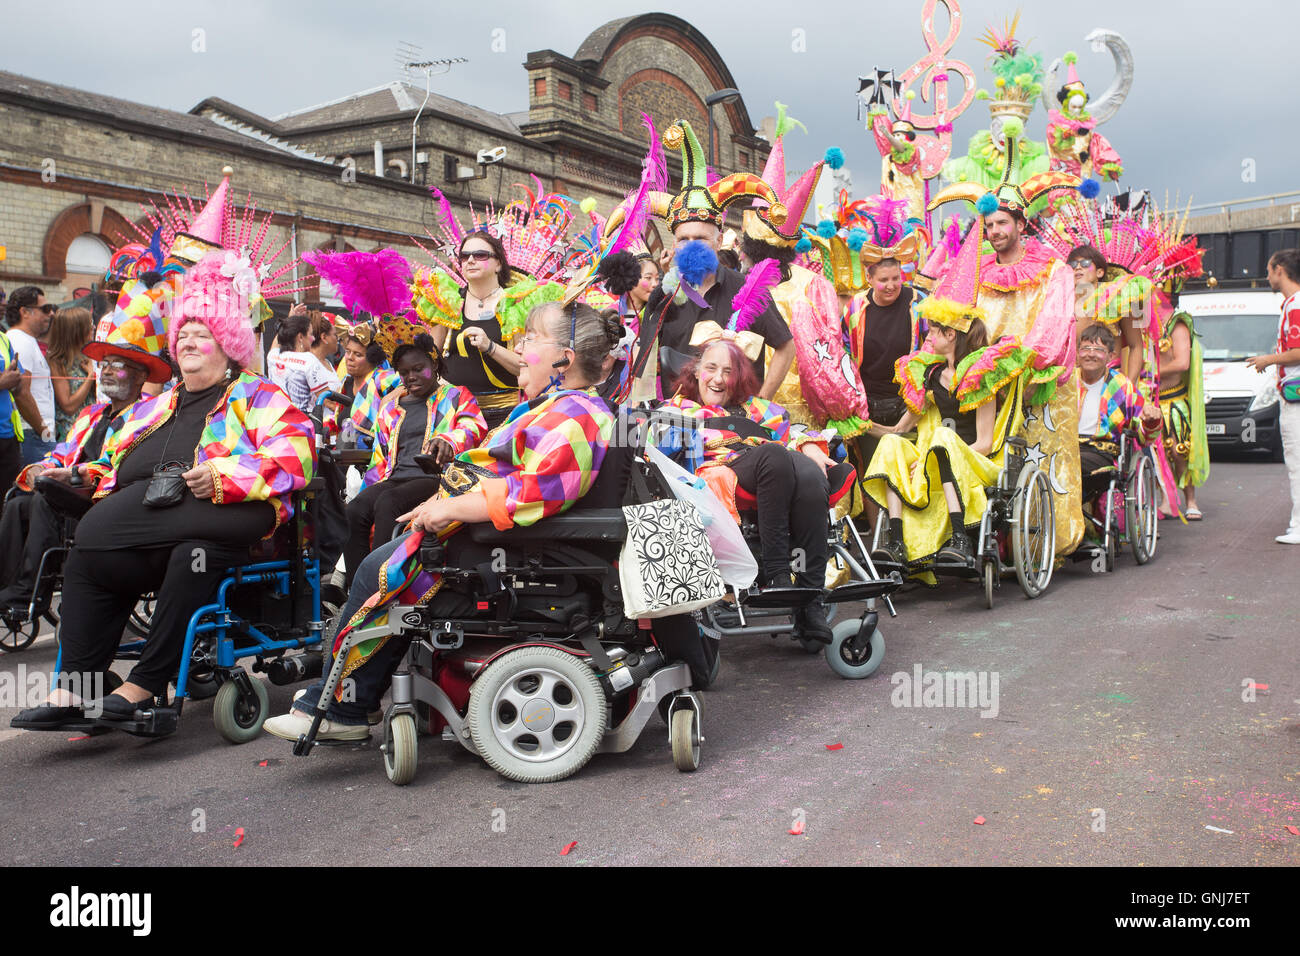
[395,42,468,185]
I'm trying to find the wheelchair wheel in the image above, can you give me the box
[1011,466,1055,599]
[0,614,38,653]
[669,705,701,772]
[213,676,270,744]
[982,559,997,610]
[1127,453,1158,565]
[467,645,607,783]
[125,595,155,639]
[382,713,418,786]
[825,619,885,680]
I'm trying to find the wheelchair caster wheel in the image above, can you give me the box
[825,620,885,680]
[213,676,270,744]
[982,560,997,610]
[669,706,702,772]
[382,713,418,786]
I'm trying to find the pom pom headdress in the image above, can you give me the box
[915,217,987,334]
[804,175,930,295]
[976,12,1044,124]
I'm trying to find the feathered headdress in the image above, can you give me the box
[304,248,421,358]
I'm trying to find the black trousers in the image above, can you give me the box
[1080,441,1118,499]
[0,490,32,588]
[57,540,252,695]
[0,492,65,609]
[311,460,348,576]
[0,436,22,496]
[727,442,829,587]
[343,477,440,587]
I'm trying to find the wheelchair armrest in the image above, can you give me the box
[466,509,628,545]
[35,475,95,519]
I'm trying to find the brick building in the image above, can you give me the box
[0,13,770,310]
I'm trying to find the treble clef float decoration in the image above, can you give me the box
[861,0,977,233]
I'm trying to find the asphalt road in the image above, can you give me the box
[1,459,1297,867]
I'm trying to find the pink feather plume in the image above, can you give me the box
[608,112,665,256]
[729,259,782,333]
[428,188,463,246]
[304,249,413,318]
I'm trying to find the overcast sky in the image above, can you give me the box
[4,0,1294,213]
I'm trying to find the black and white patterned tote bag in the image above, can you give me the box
[619,497,725,619]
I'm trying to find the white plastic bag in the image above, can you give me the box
[645,443,758,590]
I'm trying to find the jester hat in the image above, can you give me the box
[915,217,986,334]
[169,166,233,264]
[647,120,787,234]
[743,102,823,247]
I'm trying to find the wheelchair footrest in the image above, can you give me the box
[824,575,904,604]
[738,586,821,609]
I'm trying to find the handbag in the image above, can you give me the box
[142,462,189,508]
[618,462,725,619]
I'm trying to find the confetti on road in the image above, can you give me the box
[825,743,843,751]
[973,816,986,825]
[560,841,577,856]
[1204,825,1233,834]
[1247,683,1268,691]
[233,827,245,848]
[1284,826,1299,836]
[67,736,89,742]
[258,760,268,767]
[788,821,805,835]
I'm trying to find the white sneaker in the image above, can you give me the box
[1275,531,1300,544]
[293,689,382,725]
[262,711,369,742]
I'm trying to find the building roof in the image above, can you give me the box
[0,71,311,162]
[268,82,521,137]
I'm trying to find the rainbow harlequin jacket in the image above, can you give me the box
[363,383,487,487]
[660,393,830,473]
[348,367,402,438]
[15,401,123,492]
[1078,367,1157,445]
[83,372,315,534]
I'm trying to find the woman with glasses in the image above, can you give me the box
[413,232,564,429]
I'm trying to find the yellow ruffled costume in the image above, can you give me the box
[863,342,1030,563]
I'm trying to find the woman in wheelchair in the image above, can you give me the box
[342,335,486,588]
[862,302,1034,568]
[661,339,854,644]
[263,301,633,742]
[12,252,315,729]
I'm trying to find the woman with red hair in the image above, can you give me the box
[662,339,854,643]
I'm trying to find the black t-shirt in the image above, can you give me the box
[926,361,977,445]
[641,266,793,388]
[442,304,517,394]
[75,381,274,550]
[389,396,430,480]
[859,286,915,400]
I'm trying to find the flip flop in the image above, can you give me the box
[1185,508,1203,521]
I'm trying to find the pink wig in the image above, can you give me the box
[169,251,256,367]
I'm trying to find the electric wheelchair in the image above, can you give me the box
[293,405,708,784]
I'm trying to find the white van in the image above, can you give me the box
[1177,289,1284,460]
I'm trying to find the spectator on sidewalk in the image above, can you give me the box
[3,286,56,465]
[1248,248,1300,544]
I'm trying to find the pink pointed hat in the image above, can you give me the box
[1062,52,1084,90]
[170,166,232,263]
[893,90,916,130]
[916,217,986,332]
[747,101,822,245]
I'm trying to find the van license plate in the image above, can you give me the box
[1206,424,1226,435]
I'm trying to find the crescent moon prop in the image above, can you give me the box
[1042,29,1134,126]
[840,354,859,389]
[1048,451,1070,496]
[1039,400,1058,434]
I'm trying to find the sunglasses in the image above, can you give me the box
[458,250,496,263]
[1068,259,1097,270]
[29,303,56,314]
[1078,345,1110,355]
